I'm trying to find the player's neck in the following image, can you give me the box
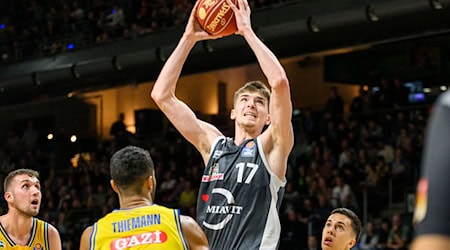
[234,128,260,145]
[1,212,34,242]
[119,195,153,209]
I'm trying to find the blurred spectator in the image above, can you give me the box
[376,139,394,164]
[386,213,412,250]
[377,218,391,250]
[324,86,344,121]
[106,4,125,35]
[21,121,39,151]
[350,85,372,120]
[110,113,132,147]
[391,79,409,108]
[283,182,302,213]
[312,193,333,229]
[358,221,379,250]
[70,2,85,32]
[331,175,359,211]
[178,179,196,214]
[305,234,320,250]
[395,127,412,158]
[280,208,306,250]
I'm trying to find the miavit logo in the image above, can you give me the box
[202,188,243,230]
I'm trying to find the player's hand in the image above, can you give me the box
[227,0,252,36]
[185,1,223,41]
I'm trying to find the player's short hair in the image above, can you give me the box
[234,81,271,106]
[331,208,362,243]
[110,146,154,193]
[4,169,39,191]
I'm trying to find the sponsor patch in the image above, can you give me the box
[33,243,43,250]
[110,231,168,249]
[202,163,224,182]
[241,141,256,157]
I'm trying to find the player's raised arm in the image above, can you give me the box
[228,0,294,179]
[151,1,222,161]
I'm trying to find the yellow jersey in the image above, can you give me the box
[88,205,188,250]
[0,218,50,250]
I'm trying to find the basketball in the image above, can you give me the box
[196,0,238,37]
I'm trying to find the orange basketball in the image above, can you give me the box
[196,0,238,37]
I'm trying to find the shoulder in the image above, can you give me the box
[180,215,208,248]
[180,215,204,236]
[79,226,94,250]
[47,222,62,250]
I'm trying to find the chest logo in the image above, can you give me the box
[202,188,243,230]
[241,141,256,157]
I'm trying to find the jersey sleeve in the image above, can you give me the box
[413,91,450,237]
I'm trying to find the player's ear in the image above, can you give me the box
[230,109,236,120]
[4,192,12,202]
[110,180,119,194]
[348,238,356,249]
[265,114,271,125]
[146,175,154,190]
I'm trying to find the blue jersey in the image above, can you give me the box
[197,137,286,250]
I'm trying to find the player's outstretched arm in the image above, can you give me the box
[227,0,294,179]
[151,1,222,162]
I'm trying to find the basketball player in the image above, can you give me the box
[151,0,294,248]
[321,208,362,250]
[0,168,62,249]
[411,90,450,250]
[79,146,209,249]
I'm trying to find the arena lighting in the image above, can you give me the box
[0,24,5,29]
[67,43,75,50]
[307,16,319,33]
[71,63,80,79]
[423,88,431,93]
[70,135,77,143]
[430,0,443,10]
[32,72,41,86]
[112,56,122,70]
[47,133,54,140]
[440,86,447,91]
[366,5,379,22]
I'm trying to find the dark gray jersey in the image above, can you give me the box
[413,90,450,236]
[196,136,286,250]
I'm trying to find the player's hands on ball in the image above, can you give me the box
[227,0,251,36]
[185,0,224,41]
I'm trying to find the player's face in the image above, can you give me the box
[7,174,42,216]
[322,213,356,250]
[231,91,269,130]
